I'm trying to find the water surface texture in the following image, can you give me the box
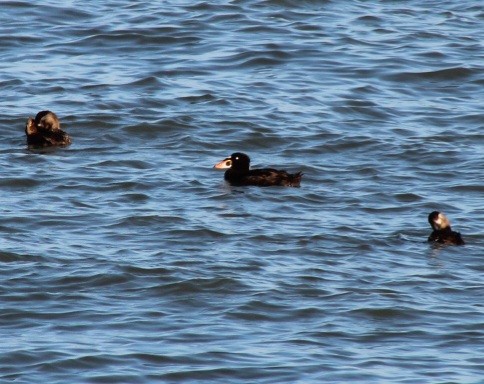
[1,1,483,383]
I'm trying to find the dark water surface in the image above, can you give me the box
[1,1,483,383]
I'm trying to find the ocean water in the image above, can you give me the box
[0,1,483,383]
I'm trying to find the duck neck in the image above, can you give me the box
[227,166,248,176]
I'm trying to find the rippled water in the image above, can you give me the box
[1,1,483,383]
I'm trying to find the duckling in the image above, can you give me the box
[25,111,71,147]
[214,152,302,187]
[428,211,464,245]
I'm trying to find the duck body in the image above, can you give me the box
[427,211,464,245]
[25,111,71,147]
[214,152,302,187]
[428,228,465,245]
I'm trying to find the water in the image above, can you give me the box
[1,1,483,383]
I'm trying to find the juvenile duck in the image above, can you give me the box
[428,211,465,245]
[214,152,302,187]
[25,110,71,147]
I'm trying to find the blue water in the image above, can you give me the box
[0,1,483,383]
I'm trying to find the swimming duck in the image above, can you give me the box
[428,211,464,245]
[214,152,302,187]
[25,110,71,147]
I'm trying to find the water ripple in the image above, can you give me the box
[0,1,482,383]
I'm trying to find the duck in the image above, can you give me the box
[428,211,464,245]
[25,110,71,147]
[214,152,302,187]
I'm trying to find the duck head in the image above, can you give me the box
[428,211,451,231]
[214,152,251,173]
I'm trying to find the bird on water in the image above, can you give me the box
[214,152,302,187]
[25,110,71,147]
[428,211,464,245]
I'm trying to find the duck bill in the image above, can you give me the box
[213,158,232,169]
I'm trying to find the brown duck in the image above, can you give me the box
[428,211,465,245]
[25,110,71,147]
